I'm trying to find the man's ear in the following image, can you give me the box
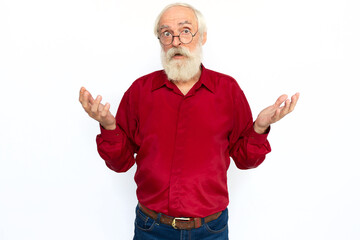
[201,32,207,45]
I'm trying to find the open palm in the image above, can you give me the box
[254,93,300,134]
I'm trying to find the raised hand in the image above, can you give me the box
[254,93,300,134]
[79,87,116,130]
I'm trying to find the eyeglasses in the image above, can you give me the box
[158,29,198,46]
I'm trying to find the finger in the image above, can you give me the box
[81,89,94,104]
[289,92,300,112]
[81,90,91,110]
[79,87,89,104]
[271,108,282,123]
[280,99,291,117]
[79,87,86,102]
[84,91,95,110]
[87,91,95,105]
[90,95,102,114]
[100,103,111,118]
[274,94,288,108]
[98,103,104,112]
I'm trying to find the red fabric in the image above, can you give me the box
[96,65,271,217]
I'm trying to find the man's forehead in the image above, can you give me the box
[160,21,193,30]
[159,6,197,28]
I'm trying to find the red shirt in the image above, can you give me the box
[96,65,271,218]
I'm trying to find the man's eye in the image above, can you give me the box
[183,29,191,34]
[163,32,172,37]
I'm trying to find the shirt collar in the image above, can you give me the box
[151,70,168,92]
[151,64,215,94]
[198,64,215,93]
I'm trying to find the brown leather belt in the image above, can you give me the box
[138,203,222,230]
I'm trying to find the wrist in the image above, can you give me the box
[101,123,116,130]
[253,122,269,134]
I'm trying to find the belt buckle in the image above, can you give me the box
[172,217,190,229]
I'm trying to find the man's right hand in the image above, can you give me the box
[79,87,116,130]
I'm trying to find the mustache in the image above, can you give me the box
[166,47,191,60]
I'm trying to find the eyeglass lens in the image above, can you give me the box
[160,30,193,45]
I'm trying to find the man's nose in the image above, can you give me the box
[172,35,181,47]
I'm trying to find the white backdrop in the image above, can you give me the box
[1,0,359,239]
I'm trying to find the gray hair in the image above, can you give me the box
[154,3,207,39]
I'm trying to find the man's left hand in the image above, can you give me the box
[254,93,300,134]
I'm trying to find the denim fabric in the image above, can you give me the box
[133,205,229,240]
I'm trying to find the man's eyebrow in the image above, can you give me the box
[179,21,192,26]
[159,25,170,30]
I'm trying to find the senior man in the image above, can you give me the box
[79,3,299,240]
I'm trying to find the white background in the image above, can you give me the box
[1,0,359,239]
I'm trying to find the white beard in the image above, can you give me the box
[161,43,203,82]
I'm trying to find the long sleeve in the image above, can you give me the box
[96,89,138,172]
[228,82,271,169]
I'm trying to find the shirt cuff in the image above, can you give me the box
[99,124,126,142]
[248,125,270,144]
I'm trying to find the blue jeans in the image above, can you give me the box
[133,205,229,240]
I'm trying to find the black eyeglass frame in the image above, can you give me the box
[157,30,198,46]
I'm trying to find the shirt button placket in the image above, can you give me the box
[169,97,188,215]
